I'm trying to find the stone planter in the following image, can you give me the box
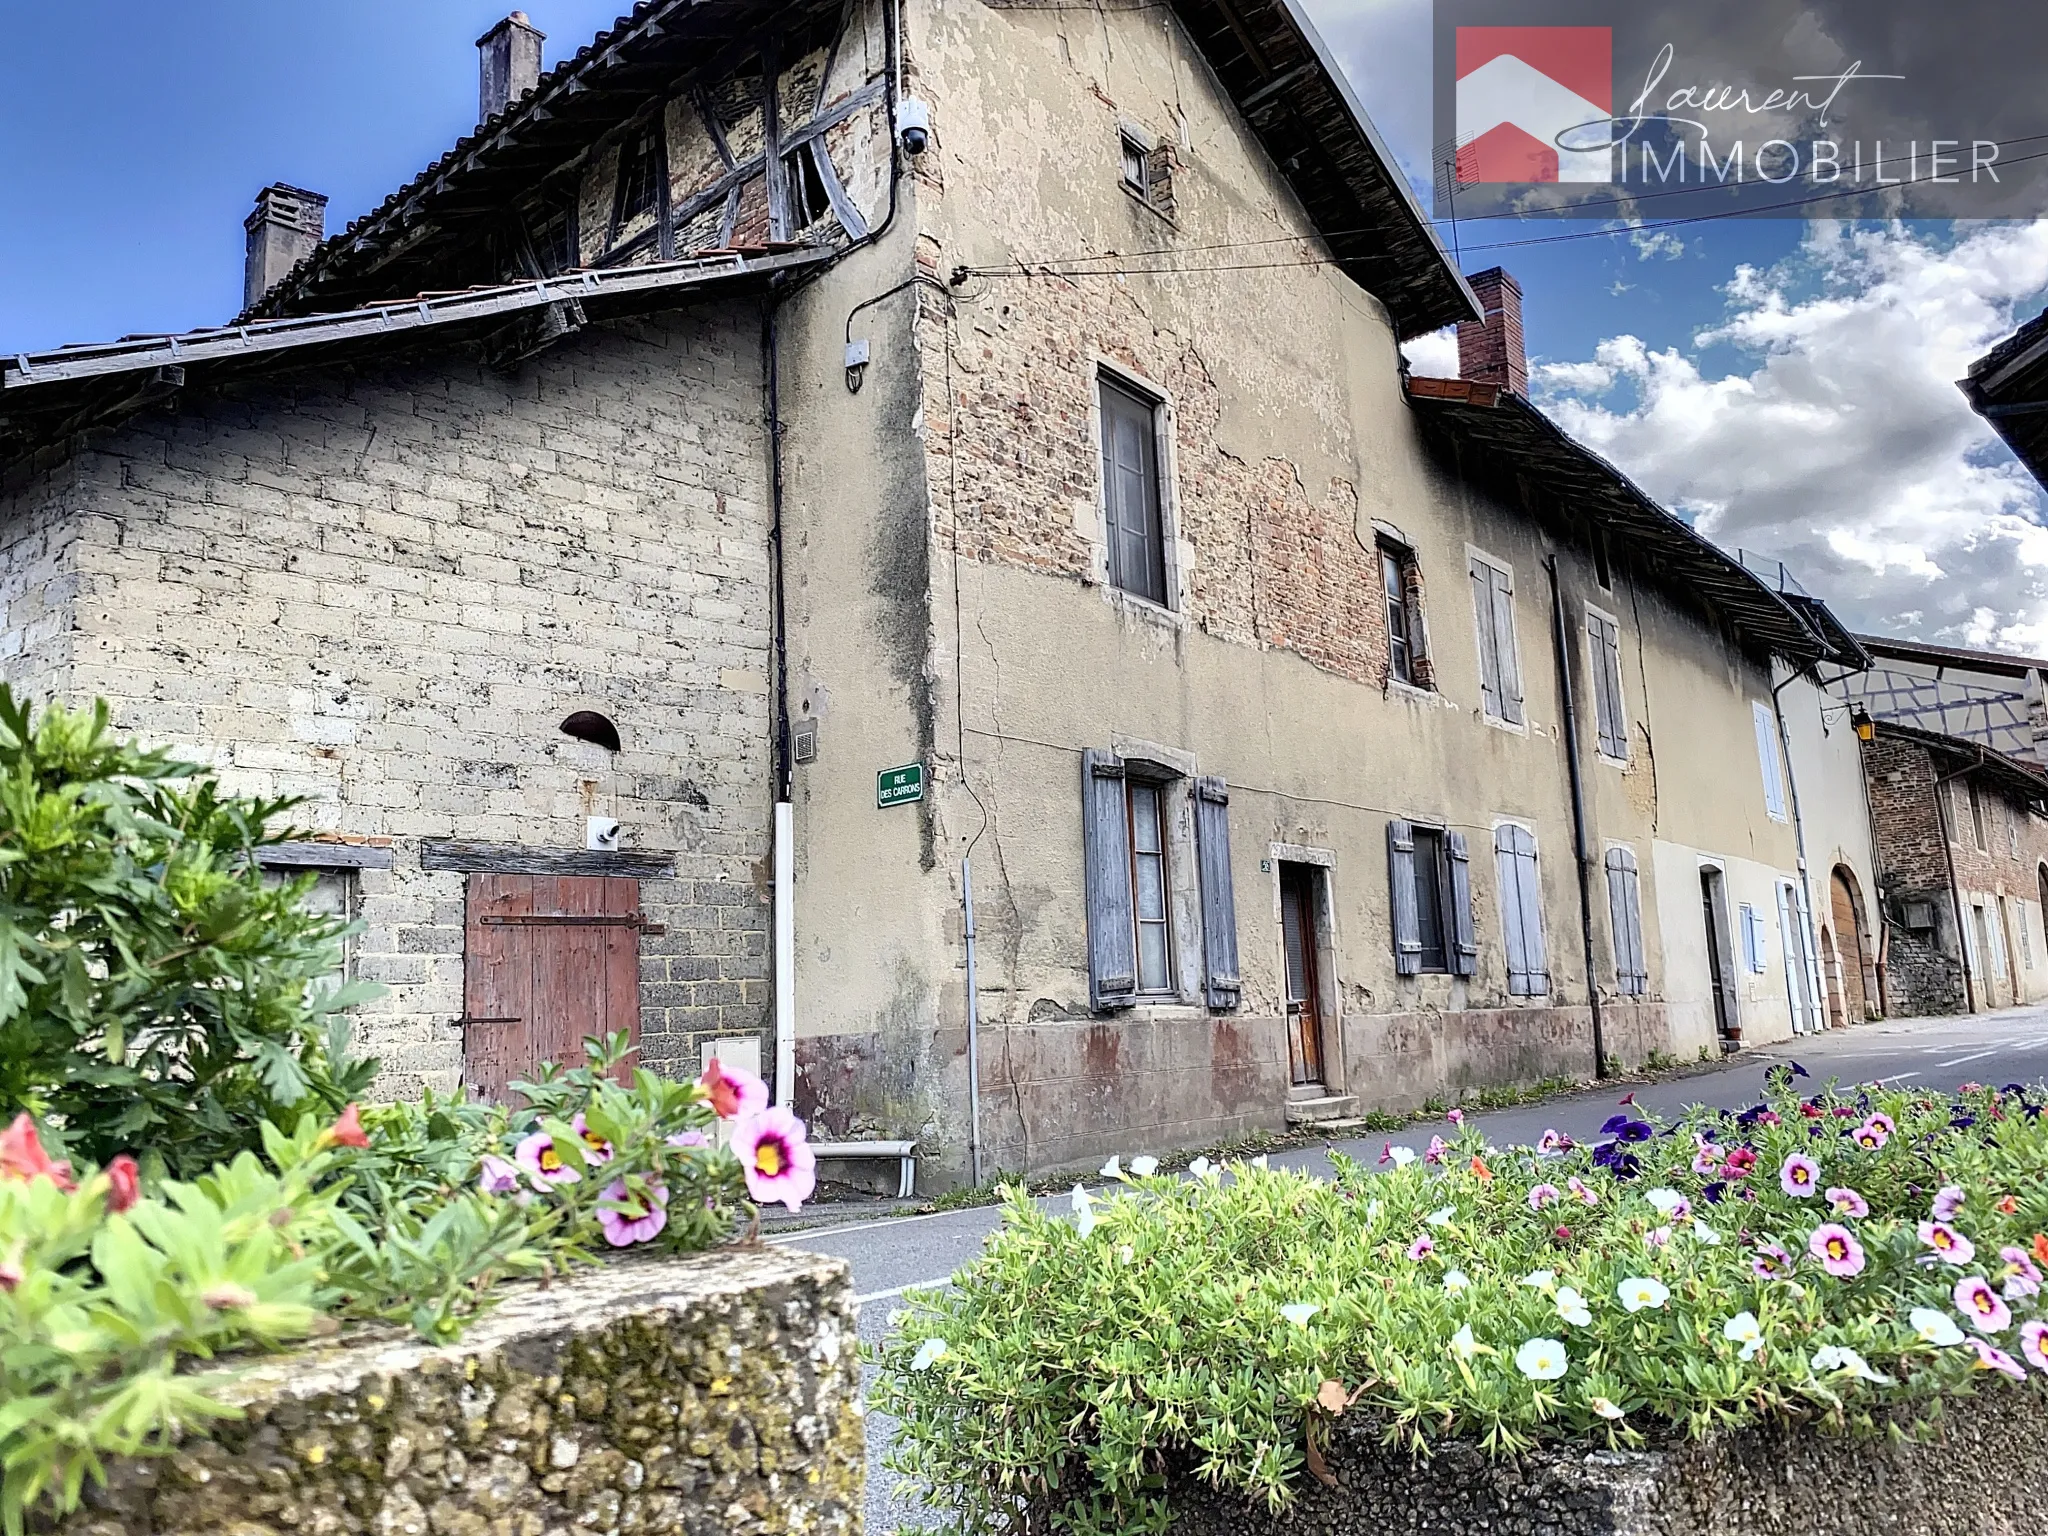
[1167,1386,2044,1535]
[50,1246,860,1536]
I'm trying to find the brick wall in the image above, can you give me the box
[0,306,774,1096]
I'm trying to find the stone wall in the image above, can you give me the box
[49,1246,861,1536]
[1168,1388,2045,1535]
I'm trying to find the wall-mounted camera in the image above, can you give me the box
[895,98,931,156]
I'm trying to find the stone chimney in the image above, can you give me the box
[1457,267,1528,398]
[243,184,327,312]
[478,12,546,124]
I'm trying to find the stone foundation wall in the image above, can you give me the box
[1168,1388,2044,1535]
[48,1247,861,1536]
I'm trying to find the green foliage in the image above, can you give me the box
[0,690,377,1174]
[874,1080,2048,1536]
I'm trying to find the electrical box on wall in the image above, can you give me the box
[793,721,818,764]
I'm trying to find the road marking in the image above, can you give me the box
[855,1280,951,1305]
[1937,1048,2005,1069]
[767,1206,977,1245]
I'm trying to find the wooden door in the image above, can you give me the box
[1700,871,1736,1041]
[1829,872,1868,1023]
[462,874,645,1101]
[1280,864,1324,1087]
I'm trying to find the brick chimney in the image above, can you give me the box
[1457,267,1528,397]
[243,184,327,312]
[478,12,546,124]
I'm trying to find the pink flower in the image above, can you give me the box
[1955,1275,2013,1334]
[104,1156,141,1214]
[1447,1108,1464,1125]
[0,1115,72,1190]
[1778,1154,1820,1198]
[1919,1220,1976,1267]
[1752,1241,1795,1280]
[1536,1129,1570,1156]
[666,1130,709,1149]
[1969,1338,2028,1381]
[1424,1136,1448,1166]
[1825,1187,1869,1219]
[1528,1183,1561,1212]
[1406,1235,1435,1262]
[597,1178,669,1247]
[1933,1185,1966,1222]
[1864,1112,1896,1136]
[478,1155,521,1195]
[1691,1138,1725,1176]
[1567,1176,1599,1206]
[699,1058,770,1121]
[1808,1223,1866,1278]
[2021,1320,2048,1374]
[1999,1245,2043,1300]
[570,1113,614,1165]
[1724,1147,1757,1179]
[732,1107,815,1212]
[514,1130,580,1187]
[1645,1225,1673,1250]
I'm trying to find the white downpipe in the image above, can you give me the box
[774,800,796,1107]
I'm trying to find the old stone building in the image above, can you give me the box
[0,0,1877,1181]
[1861,722,2048,1017]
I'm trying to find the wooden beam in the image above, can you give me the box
[420,840,677,877]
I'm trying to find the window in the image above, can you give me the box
[784,143,832,230]
[1081,751,1241,1010]
[612,125,662,234]
[1493,824,1548,995]
[1380,542,1433,688]
[529,201,577,275]
[1739,903,1768,972]
[1752,701,1787,821]
[1099,376,1170,606]
[1120,131,1150,196]
[1585,606,1628,761]
[2010,821,2021,862]
[1388,819,1475,977]
[1604,846,1647,995]
[1469,552,1524,725]
[1118,126,1175,216]
[1970,780,1989,852]
[1592,526,1613,590]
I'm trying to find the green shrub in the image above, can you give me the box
[0,690,375,1174]
[874,1077,2048,1536]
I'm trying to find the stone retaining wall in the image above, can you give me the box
[48,1246,861,1536]
[1168,1387,2044,1535]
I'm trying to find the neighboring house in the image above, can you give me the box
[1861,722,2048,1017]
[0,0,1870,1181]
[1840,633,2048,769]
[1963,308,2048,490]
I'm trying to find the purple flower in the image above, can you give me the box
[1850,1119,1890,1151]
[1999,1246,2043,1300]
[596,1178,668,1247]
[1969,1338,2028,1381]
[1955,1275,2013,1334]
[1825,1187,1869,1219]
[2021,1320,2048,1375]
[1447,1108,1465,1125]
[1601,1114,1632,1135]
[1752,1241,1795,1281]
[570,1112,614,1166]
[1933,1185,1966,1222]
[1406,1235,1435,1262]
[1528,1183,1562,1212]
[1919,1220,1976,1267]
[1808,1223,1866,1278]
[1616,1119,1654,1144]
[666,1130,710,1149]
[478,1155,521,1196]
[1778,1154,1820,1199]
[1424,1136,1448,1166]
[1691,1138,1725,1176]
[1700,1181,1728,1205]
[1536,1129,1571,1156]
[514,1130,579,1187]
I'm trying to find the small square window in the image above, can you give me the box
[1121,132,1150,196]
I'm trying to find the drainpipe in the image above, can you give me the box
[1770,669,1826,1032]
[764,301,797,1107]
[1545,555,1608,1080]
[963,857,984,1187]
[1932,763,1979,1015]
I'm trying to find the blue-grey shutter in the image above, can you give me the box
[1605,846,1647,996]
[1470,561,1502,720]
[1388,819,1422,976]
[1490,565,1525,726]
[1447,829,1477,977]
[1194,776,1241,1010]
[1495,828,1526,990]
[1517,827,1549,994]
[1589,612,1627,760]
[1498,825,1548,996]
[1082,749,1137,1009]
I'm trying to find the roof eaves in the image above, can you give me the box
[1876,719,2048,801]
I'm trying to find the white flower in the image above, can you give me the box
[1129,1154,1159,1177]
[1387,1146,1417,1167]
[1589,1395,1627,1420]
[1520,1269,1557,1292]
[1722,1310,1764,1361]
[1554,1286,1593,1327]
[1617,1277,1670,1313]
[1100,1156,1123,1180]
[1189,1156,1216,1181]
[1811,1344,1893,1385]
[1910,1307,1966,1347]
[1070,1184,1098,1238]
[1427,1205,1457,1227]
[1515,1337,1569,1380]
[1443,1269,1471,1294]
[910,1337,949,1371]
[1280,1303,1319,1327]
[1449,1323,1482,1361]
[1117,1244,1135,1266]
[1691,1219,1722,1246]
[1250,1154,1269,1170]
[1645,1188,1686,1214]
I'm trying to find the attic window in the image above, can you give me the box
[531,201,577,275]
[1118,126,1174,219]
[613,126,662,232]
[784,144,832,230]
[1120,131,1150,196]
[560,711,622,752]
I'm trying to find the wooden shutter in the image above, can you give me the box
[1193,776,1241,1010]
[1496,825,1548,996]
[1604,846,1647,996]
[1470,559,1502,719]
[1753,701,1786,819]
[1588,611,1627,759]
[1489,564,1525,724]
[1446,829,1478,977]
[1387,819,1422,976]
[1082,749,1138,1009]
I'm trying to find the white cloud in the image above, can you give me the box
[1533,221,2048,652]
[1630,228,1687,261]
[1402,326,1460,378]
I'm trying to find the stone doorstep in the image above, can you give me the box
[1285,1094,1360,1126]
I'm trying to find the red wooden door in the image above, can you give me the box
[462,874,644,1101]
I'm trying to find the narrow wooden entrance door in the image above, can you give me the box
[462,874,645,1101]
[1279,864,1324,1087]
[1701,871,1736,1041]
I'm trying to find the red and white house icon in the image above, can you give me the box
[1455,27,1613,184]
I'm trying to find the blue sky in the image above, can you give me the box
[3,2,2045,645]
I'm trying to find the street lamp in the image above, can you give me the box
[1851,708,1875,743]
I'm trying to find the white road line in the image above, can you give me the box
[1937,1048,2006,1069]
[855,1280,951,1305]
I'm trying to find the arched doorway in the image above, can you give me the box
[1821,921,1846,1030]
[1830,868,1871,1024]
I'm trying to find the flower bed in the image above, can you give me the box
[875,1076,2048,1536]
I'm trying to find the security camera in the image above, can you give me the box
[896,98,931,156]
[586,817,622,852]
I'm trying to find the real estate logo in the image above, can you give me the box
[1454,26,1613,185]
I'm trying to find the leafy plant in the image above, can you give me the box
[875,1077,2048,1536]
[0,690,377,1174]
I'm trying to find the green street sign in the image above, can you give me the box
[877,763,925,808]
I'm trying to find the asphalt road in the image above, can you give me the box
[769,1006,2048,1534]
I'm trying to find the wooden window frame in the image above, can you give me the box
[1125,774,1176,997]
[1379,539,1433,691]
[610,122,665,242]
[1406,825,1455,974]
